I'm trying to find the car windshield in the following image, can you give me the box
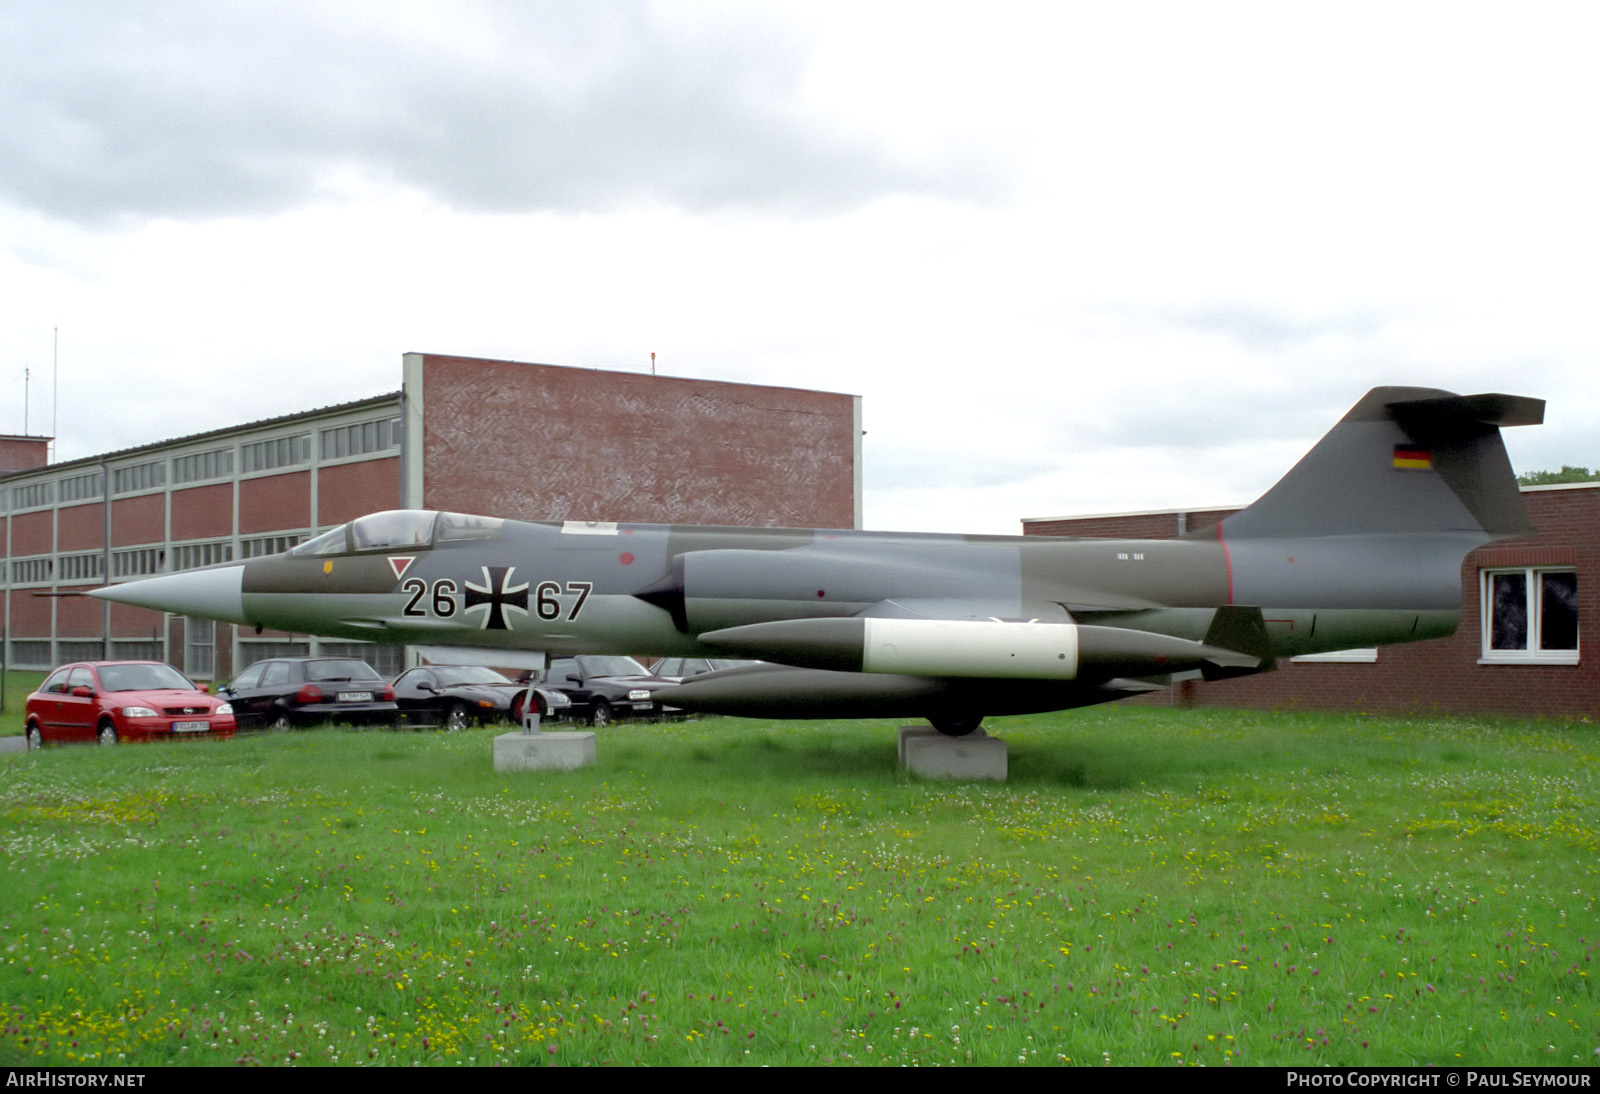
[98,663,195,692]
[438,667,514,686]
[305,659,384,683]
[578,656,650,676]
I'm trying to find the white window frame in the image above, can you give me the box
[1479,567,1579,665]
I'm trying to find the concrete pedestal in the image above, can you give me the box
[493,730,596,772]
[898,726,1007,782]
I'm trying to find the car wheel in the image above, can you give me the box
[928,714,982,737]
[25,722,43,751]
[270,712,294,732]
[589,700,612,728]
[98,721,119,747]
[444,702,470,732]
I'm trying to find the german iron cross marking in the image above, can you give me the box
[463,566,529,630]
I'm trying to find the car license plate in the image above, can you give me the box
[634,702,654,711]
[337,691,373,702]
[172,721,209,733]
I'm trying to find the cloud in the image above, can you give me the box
[0,1,1004,225]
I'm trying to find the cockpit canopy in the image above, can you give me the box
[287,510,504,557]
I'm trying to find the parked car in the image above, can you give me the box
[650,657,764,682]
[390,665,571,729]
[25,661,236,748]
[532,655,675,727]
[217,657,398,730]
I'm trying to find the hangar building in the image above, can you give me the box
[1024,483,1595,720]
[0,353,861,681]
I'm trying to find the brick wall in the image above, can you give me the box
[239,471,311,534]
[0,437,49,473]
[319,456,400,526]
[9,511,53,556]
[110,601,165,640]
[171,484,234,540]
[55,592,105,635]
[8,591,52,634]
[419,355,857,528]
[111,495,165,546]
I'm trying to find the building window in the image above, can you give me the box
[112,547,167,578]
[240,533,303,558]
[186,617,215,679]
[236,641,310,671]
[10,557,53,584]
[112,460,166,494]
[8,640,51,668]
[112,640,164,662]
[318,641,405,677]
[58,640,107,663]
[1481,568,1579,664]
[173,447,235,484]
[11,482,54,510]
[320,418,401,461]
[58,553,104,583]
[240,434,310,474]
[59,471,104,502]
[173,541,233,571]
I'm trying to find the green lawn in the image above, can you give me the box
[2,706,1594,1066]
[0,669,46,734]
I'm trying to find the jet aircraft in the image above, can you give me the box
[90,387,1542,735]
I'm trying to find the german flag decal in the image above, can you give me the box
[1393,444,1433,470]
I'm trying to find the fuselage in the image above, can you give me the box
[113,510,1468,665]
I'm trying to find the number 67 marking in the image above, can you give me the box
[535,580,592,621]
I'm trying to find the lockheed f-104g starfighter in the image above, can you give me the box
[90,386,1543,736]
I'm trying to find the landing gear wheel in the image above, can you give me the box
[929,715,983,737]
[444,703,469,732]
[589,700,612,728]
[98,722,119,746]
[25,723,43,750]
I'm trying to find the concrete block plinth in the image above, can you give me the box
[898,726,1007,781]
[493,730,596,772]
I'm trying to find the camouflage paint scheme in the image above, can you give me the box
[91,387,1542,735]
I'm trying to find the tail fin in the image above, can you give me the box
[1212,387,1543,541]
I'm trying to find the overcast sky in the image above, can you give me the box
[3,1,1597,533]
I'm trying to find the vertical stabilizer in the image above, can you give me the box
[1213,387,1543,542]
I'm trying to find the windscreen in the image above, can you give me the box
[305,660,384,683]
[99,663,196,692]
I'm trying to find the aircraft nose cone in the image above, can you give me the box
[88,564,247,625]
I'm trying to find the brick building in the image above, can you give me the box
[1,354,860,680]
[1023,483,1594,719]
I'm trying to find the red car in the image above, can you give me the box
[25,661,236,748]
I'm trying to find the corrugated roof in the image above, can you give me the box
[1,392,403,480]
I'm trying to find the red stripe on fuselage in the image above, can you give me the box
[1216,524,1234,604]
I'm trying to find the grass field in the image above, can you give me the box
[0,670,45,735]
[1,706,1594,1066]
